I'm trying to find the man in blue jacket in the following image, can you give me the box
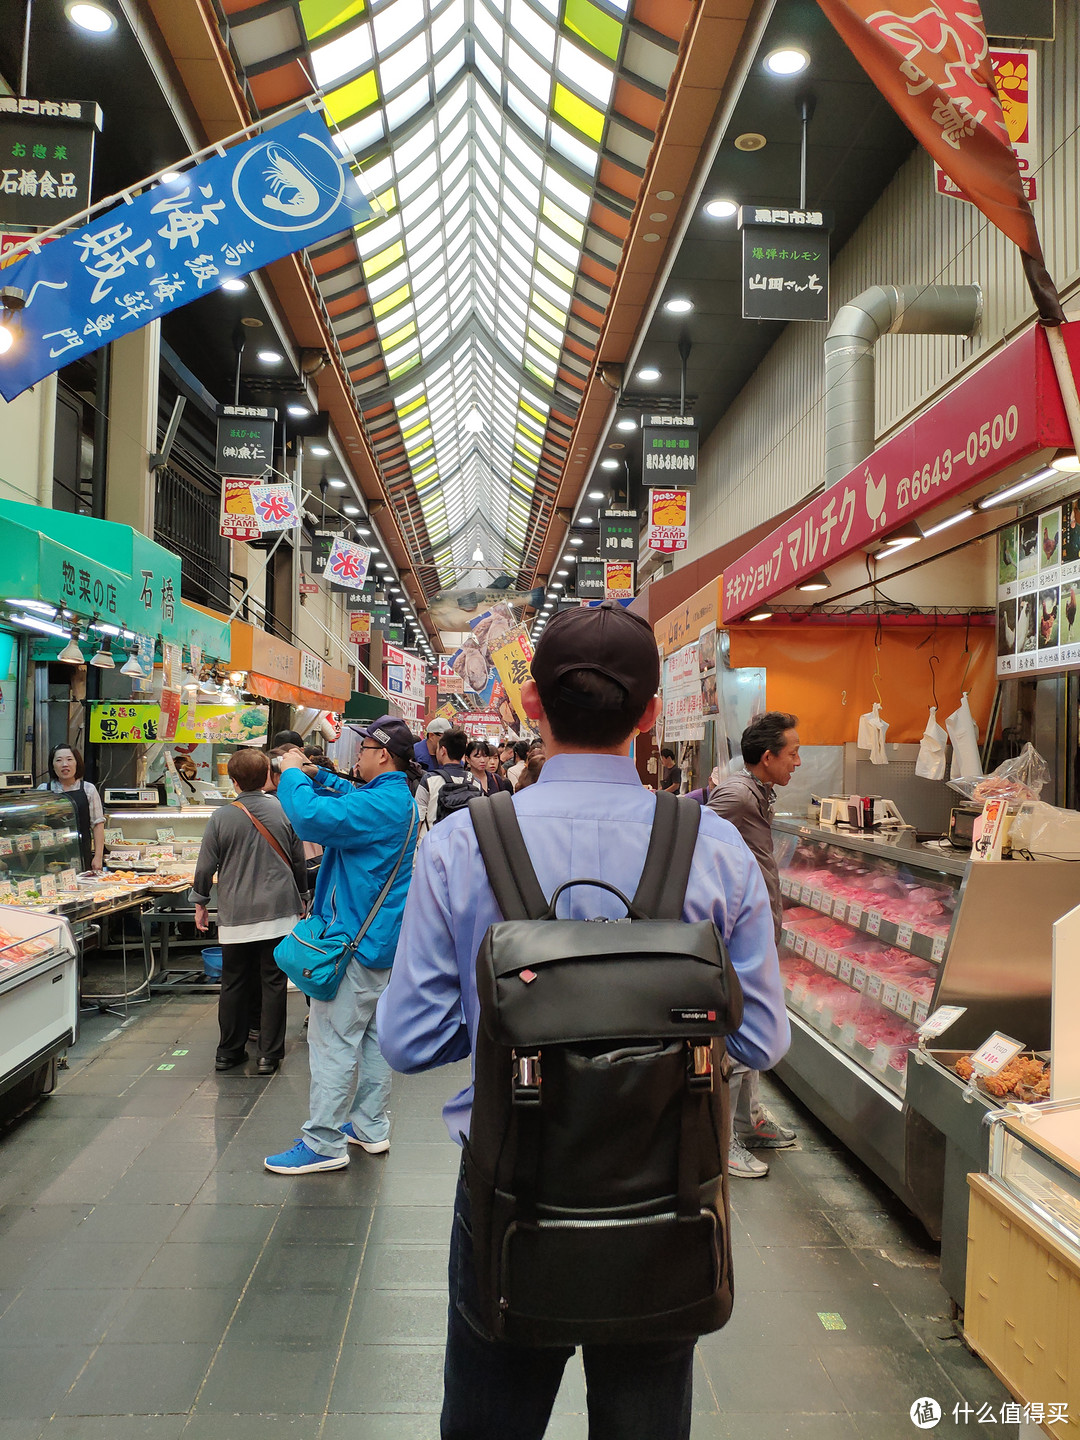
[264,716,419,1175]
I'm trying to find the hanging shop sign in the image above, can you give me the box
[723,322,1080,620]
[575,559,606,599]
[324,537,372,589]
[599,508,640,557]
[489,628,534,728]
[216,407,275,478]
[250,484,299,531]
[300,651,323,694]
[641,417,698,485]
[90,701,268,745]
[0,98,101,229]
[348,611,371,644]
[299,574,318,594]
[219,475,262,540]
[997,493,1080,676]
[437,657,464,694]
[604,560,635,600]
[739,207,831,323]
[935,50,1038,202]
[662,642,705,743]
[304,525,346,576]
[460,710,503,739]
[384,646,424,705]
[0,108,372,403]
[981,0,1054,39]
[647,489,690,552]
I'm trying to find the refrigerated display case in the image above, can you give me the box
[772,819,1080,1237]
[0,904,77,1102]
[0,789,83,899]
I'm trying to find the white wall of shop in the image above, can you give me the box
[0,380,56,507]
[680,8,1080,567]
[228,538,356,682]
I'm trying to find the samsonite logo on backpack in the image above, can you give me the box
[464,790,743,1347]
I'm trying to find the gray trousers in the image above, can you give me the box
[730,1063,764,1136]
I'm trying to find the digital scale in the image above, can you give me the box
[102,787,159,807]
[0,772,33,791]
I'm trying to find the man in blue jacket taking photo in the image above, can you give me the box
[264,716,420,1175]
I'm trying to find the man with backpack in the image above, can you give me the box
[378,601,789,1440]
[415,726,485,829]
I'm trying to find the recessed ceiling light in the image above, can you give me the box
[570,537,584,546]
[558,568,569,576]
[67,1,117,32]
[287,403,309,417]
[588,489,605,501]
[375,561,388,570]
[764,46,810,76]
[637,367,661,382]
[748,607,773,621]
[220,278,247,292]
[579,516,594,525]
[704,198,738,220]
[343,504,360,515]
[328,478,346,489]
[664,298,694,314]
[357,526,371,536]
[257,349,283,364]
[1052,451,1080,473]
[616,418,638,432]
[600,459,619,470]
[310,444,330,456]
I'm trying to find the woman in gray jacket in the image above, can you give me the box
[192,748,307,1074]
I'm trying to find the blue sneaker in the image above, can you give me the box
[342,1122,390,1154]
[264,1140,348,1175]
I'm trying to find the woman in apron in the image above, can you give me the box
[38,745,105,872]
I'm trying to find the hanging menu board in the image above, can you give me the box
[997,495,1080,676]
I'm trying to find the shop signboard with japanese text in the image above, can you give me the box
[936,50,1038,202]
[216,407,275,478]
[662,642,704,742]
[438,657,464,695]
[460,710,503,739]
[348,611,371,645]
[489,628,534,728]
[599,509,639,557]
[604,561,635,600]
[0,98,100,228]
[0,109,372,403]
[90,701,268,745]
[724,323,1080,620]
[739,207,831,323]
[641,418,697,485]
[575,560,605,599]
[299,652,323,695]
[648,489,690,551]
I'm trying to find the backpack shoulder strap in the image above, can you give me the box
[469,790,548,921]
[632,791,701,920]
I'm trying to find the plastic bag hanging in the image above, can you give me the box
[946,693,982,780]
[857,701,890,765]
[915,706,948,781]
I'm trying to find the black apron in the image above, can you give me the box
[59,782,93,871]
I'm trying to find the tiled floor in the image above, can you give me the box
[0,993,1017,1439]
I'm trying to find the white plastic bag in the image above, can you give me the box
[915,706,948,781]
[857,701,889,765]
[946,693,982,780]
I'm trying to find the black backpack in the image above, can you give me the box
[464,789,743,1348]
[433,772,485,825]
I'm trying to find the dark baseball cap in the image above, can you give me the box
[531,600,660,713]
[352,715,417,758]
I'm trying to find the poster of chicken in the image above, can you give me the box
[648,489,690,552]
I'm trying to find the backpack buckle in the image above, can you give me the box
[512,1050,542,1105]
[687,1043,714,1093]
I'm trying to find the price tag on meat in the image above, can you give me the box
[970,1031,1025,1077]
[826,951,839,975]
[801,884,813,903]
[791,979,807,1007]
[839,957,853,983]
[866,973,883,1001]
[847,903,863,926]
[794,934,806,955]
[915,1001,930,1026]
[897,991,915,1020]
[841,1022,857,1049]
[917,1004,968,1042]
[814,945,827,969]
[811,889,823,909]
[867,911,882,936]
[882,982,899,1011]
[781,928,792,949]
[852,965,867,991]
[896,923,913,949]
[781,877,792,897]
[871,1042,892,1073]
[931,935,947,963]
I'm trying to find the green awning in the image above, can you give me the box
[0,497,230,660]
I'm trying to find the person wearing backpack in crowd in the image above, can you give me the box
[263,716,420,1175]
[378,600,789,1440]
[708,711,802,1179]
[415,716,453,773]
[465,739,512,795]
[415,727,484,830]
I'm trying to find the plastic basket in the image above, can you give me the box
[201,946,223,980]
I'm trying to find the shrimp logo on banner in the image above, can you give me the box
[325,537,371,589]
[232,130,346,233]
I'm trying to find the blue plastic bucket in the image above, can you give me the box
[201,946,223,980]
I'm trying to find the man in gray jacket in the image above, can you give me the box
[708,711,801,1177]
[192,748,307,1075]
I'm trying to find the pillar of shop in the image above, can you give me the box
[105,319,160,537]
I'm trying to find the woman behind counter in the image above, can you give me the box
[38,744,105,872]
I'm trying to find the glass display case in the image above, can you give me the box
[104,806,216,871]
[988,1102,1080,1261]
[0,790,83,902]
[774,822,964,1098]
[0,904,77,1102]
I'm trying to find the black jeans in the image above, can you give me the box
[441,1166,695,1440]
[217,939,287,1063]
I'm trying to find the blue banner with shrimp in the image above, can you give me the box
[0,108,372,401]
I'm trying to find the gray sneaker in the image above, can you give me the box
[729,1137,769,1178]
[738,1107,797,1149]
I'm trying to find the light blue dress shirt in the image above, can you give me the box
[378,753,790,1142]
